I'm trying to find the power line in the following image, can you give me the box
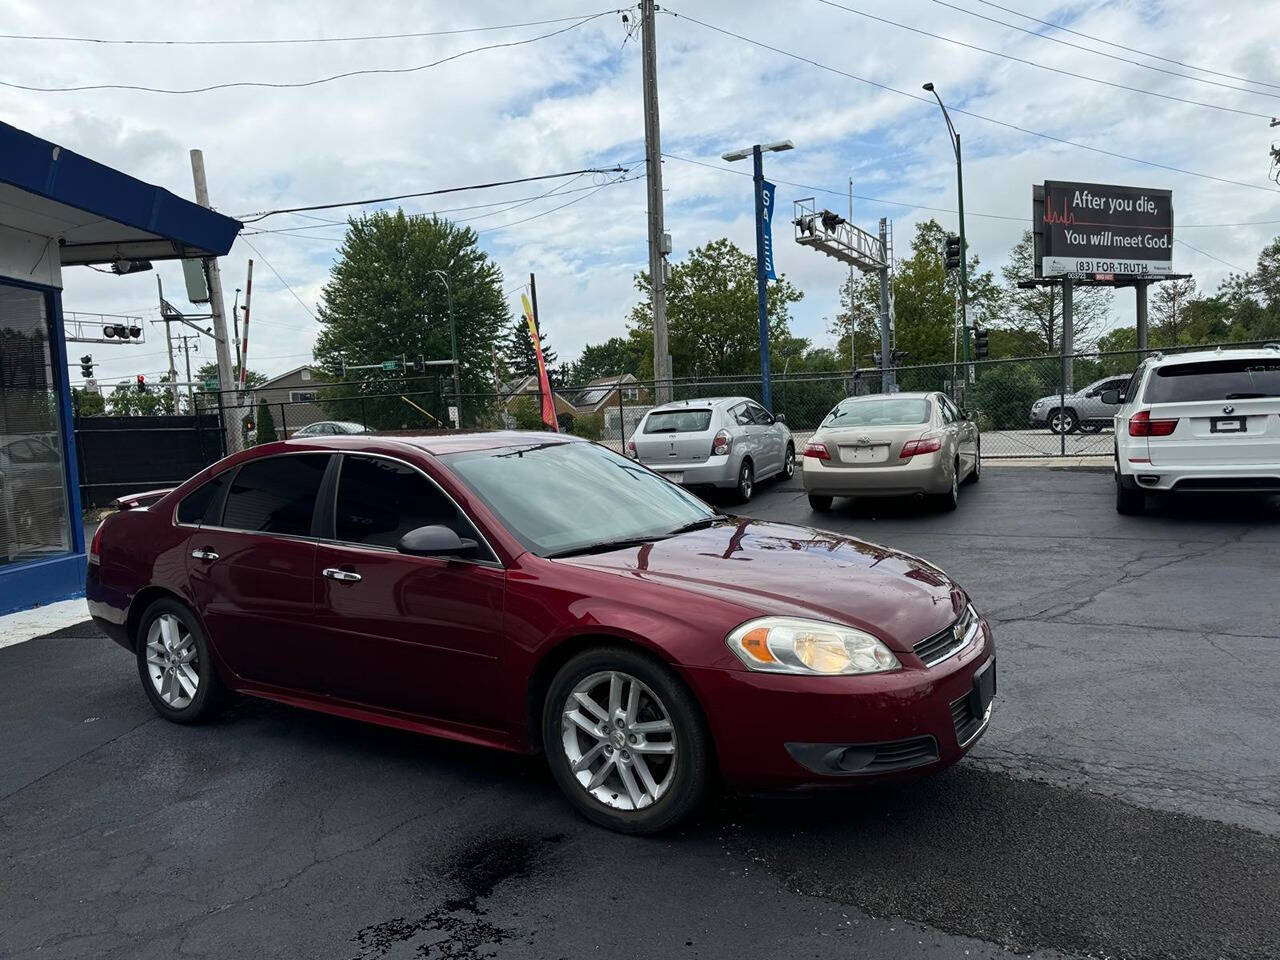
[1174,238,1249,273]
[237,237,318,320]
[812,0,1271,120]
[664,151,1029,223]
[0,12,617,46]
[243,172,635,242]
[665,152,1280,232]
[242,179,612,235]
[0,13,612,94]
[925,0,1280,103]
[476,173,644,234]
[971,0,1280,93]
[238,166,630,223]
[665,9,1280,195]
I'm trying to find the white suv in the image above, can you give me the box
[1108,345,1280,514]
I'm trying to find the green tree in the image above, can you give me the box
[105,376,178,416]
[255,400,278,444]
[314,210,509,427]
[72,387,106,417]
[1000,231,1112,353]
[565,335,647,384]
[1150,277,1197,345]
[195,362,268,389]
[628,238,804,378]
[833,220,1002,367]
[506,316,557,379]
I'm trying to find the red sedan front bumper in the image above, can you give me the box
[683,619,995,790]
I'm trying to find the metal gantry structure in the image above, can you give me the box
[793,198,897,392]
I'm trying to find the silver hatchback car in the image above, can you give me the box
[627,397,795,502]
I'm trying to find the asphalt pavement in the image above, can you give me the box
[2,467,1278,960]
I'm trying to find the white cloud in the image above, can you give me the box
[4,0,1279,389]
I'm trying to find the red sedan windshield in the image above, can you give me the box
[443,440,717,557]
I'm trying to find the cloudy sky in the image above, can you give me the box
[5,0,1280,388]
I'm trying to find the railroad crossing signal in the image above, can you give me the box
[79,355,94,378]
[974,328,989,358]
[944,234,962,271]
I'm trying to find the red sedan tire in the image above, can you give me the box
[135,598,224,725]
[542,646,713,835]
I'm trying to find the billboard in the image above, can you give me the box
[1035,181,1173,279]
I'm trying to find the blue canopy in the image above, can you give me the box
[0,120,242,265]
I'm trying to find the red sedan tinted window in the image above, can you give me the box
[221,454,329,536]
[334,455,484,552]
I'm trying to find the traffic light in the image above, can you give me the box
[944,234,962,271]
[135,375,147,394]
[974,328,990,359]
[243,416,255,433]
[79,355,94,378]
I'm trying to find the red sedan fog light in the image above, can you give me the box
[900,437,942,459]
[1129,410,1178,437]
[803,441,830,460]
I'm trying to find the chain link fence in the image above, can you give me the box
[191,339,1277,464]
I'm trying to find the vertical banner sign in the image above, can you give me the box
[761,179,778,280]
[520,293,559,432]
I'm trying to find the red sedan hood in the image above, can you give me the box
[562,519,965,652]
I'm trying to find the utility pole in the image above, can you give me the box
[164,309,180,409]
[848,177,856,377]
[877,218,895,392]
[640,0,671,402]
[176,334,200,407]
[240,259,254,385]
[189,148,239,452]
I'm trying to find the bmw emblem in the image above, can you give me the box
[1223,404,1235,415]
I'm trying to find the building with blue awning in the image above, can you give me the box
[0,121,241,614]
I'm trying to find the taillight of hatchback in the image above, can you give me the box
[626,439,637,458]
[712,430,732,456]
[1128,410,1178,437]
[900,436,943,460]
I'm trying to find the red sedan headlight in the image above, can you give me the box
[726,617,900,675]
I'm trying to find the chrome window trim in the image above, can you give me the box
[174,448,504,568]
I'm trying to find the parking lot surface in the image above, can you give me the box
[2,468,1278,960]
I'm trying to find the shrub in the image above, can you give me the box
[509,395,549,431]
[972,362,1047,431]
[255,400,278,443]
[570,411,604,440]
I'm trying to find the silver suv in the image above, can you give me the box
[1029,375,1131,434]
[627,397,795,502]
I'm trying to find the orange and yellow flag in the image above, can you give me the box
[520,293,559,431]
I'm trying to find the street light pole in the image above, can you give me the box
[752,144,772,410]
[429,269,461,419]
[923,83,971,384]
[723,138,793,412]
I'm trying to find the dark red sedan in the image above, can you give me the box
[87,432,995,833]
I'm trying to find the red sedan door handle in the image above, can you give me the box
[322,567,362,583]
[190,547,219,561]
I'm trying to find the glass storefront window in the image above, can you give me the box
[0,284,72,567]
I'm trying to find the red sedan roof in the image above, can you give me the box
[282,430,582,457]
